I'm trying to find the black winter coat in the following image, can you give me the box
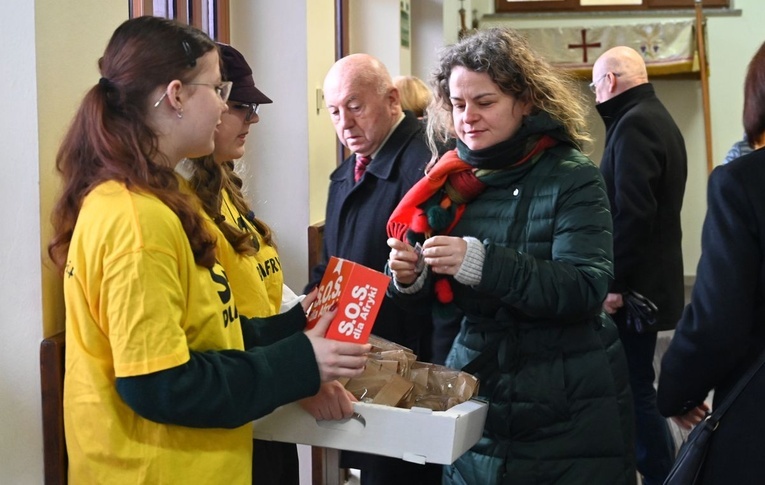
[597,83,687,331]
[658,149,765,484]
[393,145,636,485]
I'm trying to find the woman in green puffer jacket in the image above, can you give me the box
[386,27,637,485]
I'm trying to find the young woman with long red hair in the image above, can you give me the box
[48,16,368,484]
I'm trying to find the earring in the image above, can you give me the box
[176,108,183,119]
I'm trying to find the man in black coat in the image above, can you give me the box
[307,53,439,485]
[592,46,688,485]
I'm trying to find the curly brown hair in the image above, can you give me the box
[427,27,592,154]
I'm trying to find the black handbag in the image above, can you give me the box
[664,346,765,484]
[623,289,658,333]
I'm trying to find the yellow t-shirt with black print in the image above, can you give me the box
[215,189,283,317]
[63,180,251,485]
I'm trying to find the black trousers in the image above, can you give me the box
[252,439,299,485]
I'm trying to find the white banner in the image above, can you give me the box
[483,20,699,77]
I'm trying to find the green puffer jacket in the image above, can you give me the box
[398,145,636,484]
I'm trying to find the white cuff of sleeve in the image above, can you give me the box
[454,237,485,286]
[280,284,305,314]
[393,265,429,294]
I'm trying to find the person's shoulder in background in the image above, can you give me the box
[722,133,753,164]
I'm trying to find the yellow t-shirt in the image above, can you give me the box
[63,181,251,484]
[214,189,283,317]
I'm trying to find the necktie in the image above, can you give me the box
[354,155,371,183]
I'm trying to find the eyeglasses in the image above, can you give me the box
[229,102,261,122]
[153,80,233,108]
[187,81,233,102]
[589,72,620,93]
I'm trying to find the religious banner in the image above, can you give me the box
[496,20,699,78]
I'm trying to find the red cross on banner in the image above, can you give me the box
[568,29,601,64]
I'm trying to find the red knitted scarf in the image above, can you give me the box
[387,134,558,242]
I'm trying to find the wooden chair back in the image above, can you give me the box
[307,221,324,282]
[40,331,67,485]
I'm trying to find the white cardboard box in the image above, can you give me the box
[253,399,488,465]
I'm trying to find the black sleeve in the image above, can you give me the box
[657,166,761,416]
[240,303,306,349]
[609,117,663,293]
[116,331,320,429]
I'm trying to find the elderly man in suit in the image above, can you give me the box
[307,54,439,485]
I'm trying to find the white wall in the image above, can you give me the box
[230,3,313,291]
[0,3,44,482]
[411,0,446,81]
[350,0,412,75]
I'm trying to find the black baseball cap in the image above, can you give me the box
[217,43,273,104]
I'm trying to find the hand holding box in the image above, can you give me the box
[306,257,391,344]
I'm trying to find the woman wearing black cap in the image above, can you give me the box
[183,43,285,322]
[183,43,358,485]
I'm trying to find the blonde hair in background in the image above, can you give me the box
[393,75,432,118]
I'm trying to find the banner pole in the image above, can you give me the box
[695,0,714,175]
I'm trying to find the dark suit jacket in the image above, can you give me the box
[657,149,765,484]
[308,111,433,357]
[307,111,437,475]
[597,83,687,331]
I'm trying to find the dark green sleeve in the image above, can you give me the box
[116,331,320,429]
[240,303,306,349]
